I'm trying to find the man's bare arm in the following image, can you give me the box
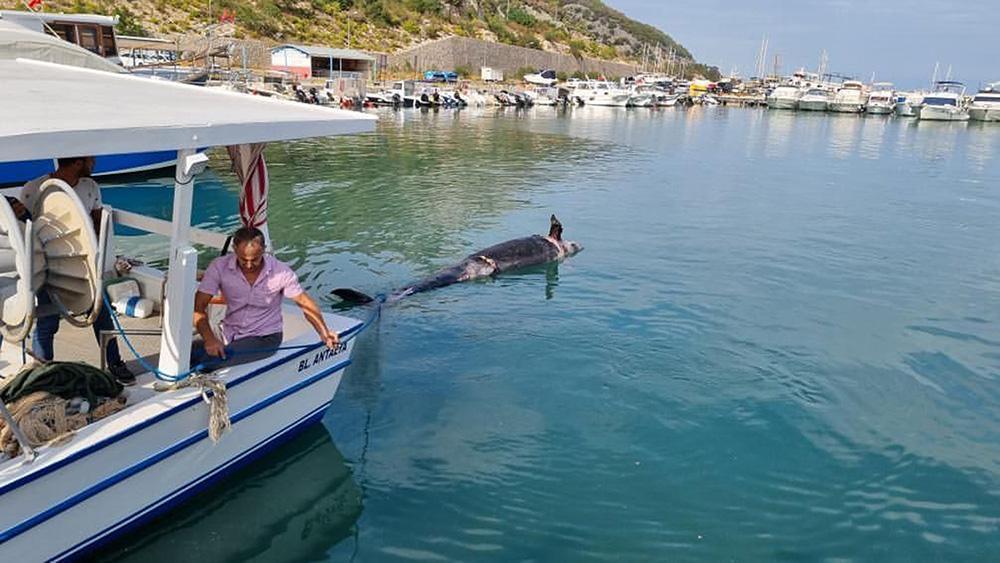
[193,290,226,358]
[292,292,339,349]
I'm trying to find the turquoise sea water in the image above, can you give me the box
[98,107,999,561]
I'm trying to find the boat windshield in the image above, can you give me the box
[934,82,965,95]
[805,89,826,97]
[923,96,957,106]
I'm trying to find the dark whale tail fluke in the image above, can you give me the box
[548,214,563,241]
[331,287,376,304]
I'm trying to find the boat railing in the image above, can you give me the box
[112,208,229,250]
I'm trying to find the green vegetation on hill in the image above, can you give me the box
[0,0,718,78]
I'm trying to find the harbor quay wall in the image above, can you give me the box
[387,36,639,78]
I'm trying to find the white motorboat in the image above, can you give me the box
[829,80,866,113]
[767,85,801,109]
[524,69,557,87]
[385,79,420,107]
[0,58,377,560]
[918,81,970,121]
[633,85,676,107]
[626,89,656,107]
[894,91,923,117]
[571,80,631,107]
[866,82,895,115]
[798,87,831,111]
[968,82,1000,122]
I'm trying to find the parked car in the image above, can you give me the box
[423,70,459,83]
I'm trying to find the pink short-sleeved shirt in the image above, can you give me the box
[198,254,304,343]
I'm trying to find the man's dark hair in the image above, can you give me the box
[232,226,265,248]
[57,157,87,168]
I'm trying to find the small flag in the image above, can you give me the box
[27,0,43,10]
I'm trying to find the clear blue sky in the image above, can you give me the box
[605,0,994,89]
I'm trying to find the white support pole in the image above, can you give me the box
[158,149,207,376]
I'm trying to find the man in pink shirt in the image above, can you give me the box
[191,227,339,369]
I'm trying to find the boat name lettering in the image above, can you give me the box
[297,343,347,372]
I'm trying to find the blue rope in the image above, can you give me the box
[103,292,384,382]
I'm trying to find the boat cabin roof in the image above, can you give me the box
[0,20,124,74]
[0,58,377,163]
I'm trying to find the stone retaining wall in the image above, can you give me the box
[387,36,638,79]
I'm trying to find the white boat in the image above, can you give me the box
[968,82,1000,122]
[524,69,557,87]
[866,82,895,115]
[894,91,923,117]
[626,89,656,107]
[633,85,676,107]
[918,81,970,121]
[798,87,831,111]
[767,85,801,109]
[829,80,866,113]
[1,9,122,66]
[0,58,377,560]
[571,80,631,107]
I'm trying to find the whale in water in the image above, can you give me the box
[332,215,582,304]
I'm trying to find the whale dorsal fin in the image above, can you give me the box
[548,214,563,241]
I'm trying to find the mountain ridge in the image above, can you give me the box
[0,0,719,78]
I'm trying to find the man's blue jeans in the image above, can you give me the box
[32,291,122,365]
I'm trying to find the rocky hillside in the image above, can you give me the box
[1,0,718,77]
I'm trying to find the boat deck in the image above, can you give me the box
[0,304,361,472]
[0,311,165,403]
[0,303,362,411]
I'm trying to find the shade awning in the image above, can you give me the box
[0,58,377,163]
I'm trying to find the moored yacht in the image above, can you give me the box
[797,87,831,111]
[894,91,923,117]
[829,80,866,113]
[767,85,801,109]
[918,81,970,121]
[866,82,895,114]
[968,82,1000,122]
[571,80,631,107]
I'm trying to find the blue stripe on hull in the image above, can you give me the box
[0,359,349,551]
[56,402,332,561]
[0,150,205,187]
[0,321,362,497]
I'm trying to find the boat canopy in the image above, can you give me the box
[0,20,123,74]
[0,58,377,163]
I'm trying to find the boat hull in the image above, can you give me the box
[866,103,893,115]
[895,102,918,117]
[797,99,828,111]
[586,96,630,107]
[969,106,1000,122]
[918,106,970,121]
[0,339,354,561]
[829,102,864,113]
[0,150,197,188]
[766,97,798,109]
